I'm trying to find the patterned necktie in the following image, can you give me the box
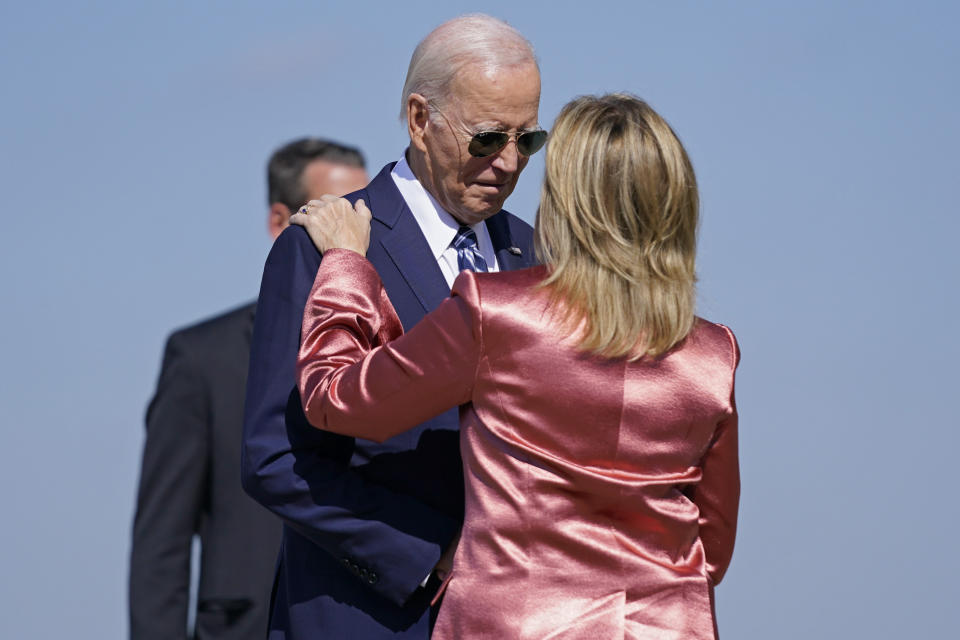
[452,225,489,273]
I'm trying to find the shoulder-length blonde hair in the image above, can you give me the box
[535,94,699,359]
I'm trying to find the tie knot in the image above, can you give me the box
[453,226,479,250]
[452,225,488,273]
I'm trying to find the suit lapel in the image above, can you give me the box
[365,164,450,314]
[485,212,531,271]
[380,217,450,313]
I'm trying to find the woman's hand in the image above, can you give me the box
[289,195,372,256]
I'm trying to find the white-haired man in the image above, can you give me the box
[242,14,544,639]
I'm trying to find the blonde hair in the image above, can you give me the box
[535,94,699,359]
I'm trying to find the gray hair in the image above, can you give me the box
[399,14,538,122]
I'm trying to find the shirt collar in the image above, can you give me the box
[390,153,478,260]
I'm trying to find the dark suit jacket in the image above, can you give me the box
[241,163,537,639]
[131,303,282,640]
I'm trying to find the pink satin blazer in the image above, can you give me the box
[297,250,740,640]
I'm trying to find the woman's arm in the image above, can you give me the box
[689,328,741,585]
[693,401,739,585]
[297,249,483,443]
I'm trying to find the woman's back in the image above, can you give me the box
[432,266,739,640]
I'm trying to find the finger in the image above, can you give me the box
[288,212,306,226]
[354,199,372,221]
[319,194,341,203]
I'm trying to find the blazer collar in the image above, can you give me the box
[366,163,406,229]
[366,164,450,314]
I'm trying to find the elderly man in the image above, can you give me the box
[130,138,368,640]
[241,14,543,639]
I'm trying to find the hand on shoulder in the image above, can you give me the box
[288,196,372,256]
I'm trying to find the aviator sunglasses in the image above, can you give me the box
[467,128,548,158]
[429,101,548,158]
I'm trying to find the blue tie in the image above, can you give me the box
[452,226,489,273]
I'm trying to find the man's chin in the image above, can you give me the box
[467,193,511,218]
[456,203,503,225]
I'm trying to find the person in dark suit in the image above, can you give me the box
[129,139,369,640]
[241,14,543,639]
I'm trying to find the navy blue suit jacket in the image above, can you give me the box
[242,163,536,638]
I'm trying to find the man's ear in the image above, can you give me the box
[268,202,292,239]
[407,93,430,153]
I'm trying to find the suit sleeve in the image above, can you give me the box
[241,230,462,607]
[297,249,481,443]
[129,332,208,640]
[688,329,741,585]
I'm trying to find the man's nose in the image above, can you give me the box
[491,140,520,173]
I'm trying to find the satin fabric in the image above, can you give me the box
[297,250,740,639]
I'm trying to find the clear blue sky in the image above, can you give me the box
[1,1,957,637]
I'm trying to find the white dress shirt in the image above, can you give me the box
[390,154,499,289]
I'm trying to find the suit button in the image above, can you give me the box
[367,572,378,585]
[359,568,369,580]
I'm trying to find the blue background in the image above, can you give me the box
[1,1,957,637]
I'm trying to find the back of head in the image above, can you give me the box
[267,138,366,211]
[535,94,700,359]
[399,13,538,120]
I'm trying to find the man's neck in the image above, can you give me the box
[406,147,429,193]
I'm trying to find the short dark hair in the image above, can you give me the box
[267,138,366,210]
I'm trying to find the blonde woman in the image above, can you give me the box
[291,94,740,639]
